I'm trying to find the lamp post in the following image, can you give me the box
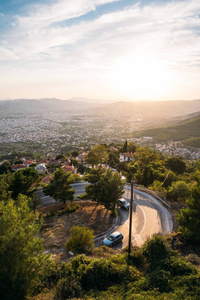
[128,179,134,255]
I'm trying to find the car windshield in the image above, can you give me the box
[107,235,115,241]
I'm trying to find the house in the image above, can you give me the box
[24,160,35,168]
[110,147,118,152]
[76,152,89,164]
[11,164,26,171]
[35,163,47,174]
[41,175,52,184]
[62,165,77,174]
[62,160,71,166]
[119,152,133,162]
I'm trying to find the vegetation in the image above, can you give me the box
[86,144,109,167]
[0,194,47,300]
[43,167,75,204]
[78,167,125,214]
[133,115,200,143]
[0,139,200,299]
[65,225,94,254]
[28,235,200,300]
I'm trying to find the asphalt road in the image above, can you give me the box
[36,182,172,249]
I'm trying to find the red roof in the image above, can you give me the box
[11,164,25,170]
[120,152,132,157]
[62,165,77,173]
[41,175,52,184]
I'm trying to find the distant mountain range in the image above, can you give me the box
[0,98,102,113]
[0,98,200,119]
[96,99,200,118]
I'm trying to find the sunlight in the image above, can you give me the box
[109,53,172,100]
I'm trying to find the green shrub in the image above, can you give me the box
[80,258,139,291]
[129,249,145,269]
[169,256,196,277]
[142,235,171,269]
[147,268,171,292]
[56,277,82,300]
[65,226,94,254]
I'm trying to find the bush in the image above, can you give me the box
[65,226,94,254]
[80,258,139,291]
[147,268,171,292]
[56,277,82,300]
[142,235,171,269]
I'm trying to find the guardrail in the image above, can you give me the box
[125,183,171,208]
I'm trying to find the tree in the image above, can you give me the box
[121,140,128,153]
[79,168,125,214]
[127,141,137,153]
[167,181,190,201]
[164,157,186,174]
[65,226,94,254]
[108,151,119,167]
[78,167,105,202]
[86,145,109,167]
[28,194,42,213]
[9,167,39,200]
[98,170,125,214]
[176,183,200,243]
[0,194,45,299]
[44,167,75,204]
[71,150,79,157]
[0,161,12,175]
[55,154,65,160]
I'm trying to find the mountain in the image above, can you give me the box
[0,98,98,113]
[133,113,200,145]
[0,98,200,117]
[95,99,200,118]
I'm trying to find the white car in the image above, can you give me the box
[103,231,123,247]
[118,198,130,210]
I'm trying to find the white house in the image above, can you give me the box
[35,163,47,174]
[119,152,133,162]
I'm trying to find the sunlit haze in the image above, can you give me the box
[1,0,200,101]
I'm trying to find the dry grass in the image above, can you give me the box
[38,201,116,249]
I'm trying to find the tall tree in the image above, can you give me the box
[79,168,125,214]
[99,170,125,214]
[44,167,75,204]
[86,145,109,167]
[9,167,39,200]
[176,183,200,243]
[121,140,128,153]
[0,194,45,300]
[78,167,105,202]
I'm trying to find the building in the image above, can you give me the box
[119,152,133,162]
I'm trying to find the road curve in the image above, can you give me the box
[36,183,173,249]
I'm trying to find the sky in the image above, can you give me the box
[0,0,200,102]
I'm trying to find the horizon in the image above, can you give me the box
[1,0,200,102]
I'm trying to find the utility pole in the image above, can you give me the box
[128,179,134,255]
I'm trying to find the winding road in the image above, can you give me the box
[36,182,172,249]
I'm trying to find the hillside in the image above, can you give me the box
[133,114,200,144]
[1,98,200,118]
[96,99,200,118]
[0,98,98,113]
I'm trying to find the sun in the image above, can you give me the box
[109,53,171,100]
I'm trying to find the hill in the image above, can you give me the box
[0,98,99,113]
[132,114,200,144]
[96,99,200,118]
[1,98,200,118]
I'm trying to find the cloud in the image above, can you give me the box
[1,0,200,99]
